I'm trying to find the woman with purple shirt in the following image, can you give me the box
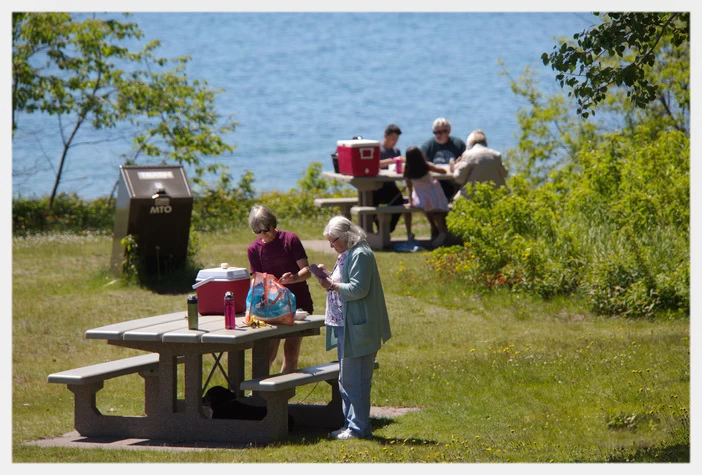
[247,205,314,373]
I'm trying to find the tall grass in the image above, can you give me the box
[12,227,689,462]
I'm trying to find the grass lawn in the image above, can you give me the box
[12,220,690,462]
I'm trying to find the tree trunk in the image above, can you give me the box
[49,114,85,209]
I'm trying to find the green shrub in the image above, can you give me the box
[582,225,689,317]
[12,193,114,236]
[440,178,583,299]
[434,126,689,318]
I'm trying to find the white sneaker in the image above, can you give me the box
[330,427,346,438]
[335,428,360,440]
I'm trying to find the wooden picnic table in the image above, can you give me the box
[54,311,334,444]
[322,169,455,248]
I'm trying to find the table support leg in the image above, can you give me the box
[358,190,375,233]
[158,352,178,414]
[184,352,204,417]
[251,340,270,379]
[139,367,159,416]
[228,349,245,398]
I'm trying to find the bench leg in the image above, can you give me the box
[364,214,393,250]
[257,388,295,440]
[287,378,344,429]
[67,382,104,435]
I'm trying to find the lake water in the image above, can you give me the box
[12,12,597,199]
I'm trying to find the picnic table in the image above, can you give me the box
[48,311,345,444]
[321,169,455,249]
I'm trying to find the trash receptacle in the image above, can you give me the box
[110,165,193,277]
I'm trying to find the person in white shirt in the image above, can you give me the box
[453,129,508,199]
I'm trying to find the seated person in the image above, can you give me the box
[403,146,450,249]
[373,124,413,240]
[453,129,508,199]
[420,117,466,202]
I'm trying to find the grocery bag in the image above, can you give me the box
[245,272,296,326]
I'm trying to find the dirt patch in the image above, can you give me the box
[370,406,422,418]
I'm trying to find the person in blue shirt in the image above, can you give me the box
[420,117,466,201]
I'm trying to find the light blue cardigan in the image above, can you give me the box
[326,241,392,358]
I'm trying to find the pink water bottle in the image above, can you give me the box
[224,291,236,329]
[394,157,403,174]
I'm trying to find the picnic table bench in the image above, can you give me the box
[48,353,185,430]
[322,170,455,250]
[351,205,424,250]
[241,360,379,429]
[313,197,358,219]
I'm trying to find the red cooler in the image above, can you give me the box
[194,263,250,314]
[336,139,380,176]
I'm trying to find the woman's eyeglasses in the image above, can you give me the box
[253,227,271,235]
[329,237,339,246]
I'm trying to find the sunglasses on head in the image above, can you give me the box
[433,129,449,136]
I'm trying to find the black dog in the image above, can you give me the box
[202,386,294,427]
[202,386,266,420]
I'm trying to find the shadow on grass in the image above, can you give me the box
[138,264,200,294]
[284,416,438,447]
[604,442,689,463]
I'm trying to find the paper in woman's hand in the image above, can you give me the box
[308,264,328,279]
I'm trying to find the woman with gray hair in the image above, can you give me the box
[311,216,392,440]
[246,204,314,373]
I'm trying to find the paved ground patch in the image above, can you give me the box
[26,406,421,452]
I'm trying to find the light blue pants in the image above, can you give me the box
[333,325,377,438]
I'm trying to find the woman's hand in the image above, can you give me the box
[279,272,295,284]
[315,275,333,291]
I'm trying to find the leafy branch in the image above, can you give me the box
[541,12,689,118]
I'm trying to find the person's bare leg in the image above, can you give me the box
[404,213,413,240]
[280,336,302,373]
[425,211,439,241]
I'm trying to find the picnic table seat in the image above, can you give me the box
[240,360,379,429]
[351,205,425,249]
[48,353,160,386]
[48,353,184,431]
[314,197,358,219]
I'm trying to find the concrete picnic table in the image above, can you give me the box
[55,312,332,444]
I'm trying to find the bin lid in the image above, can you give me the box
[119,165,192,199]
[196,263,249,281]
[337,139,379,148]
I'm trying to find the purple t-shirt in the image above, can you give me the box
[247,230,313,313]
